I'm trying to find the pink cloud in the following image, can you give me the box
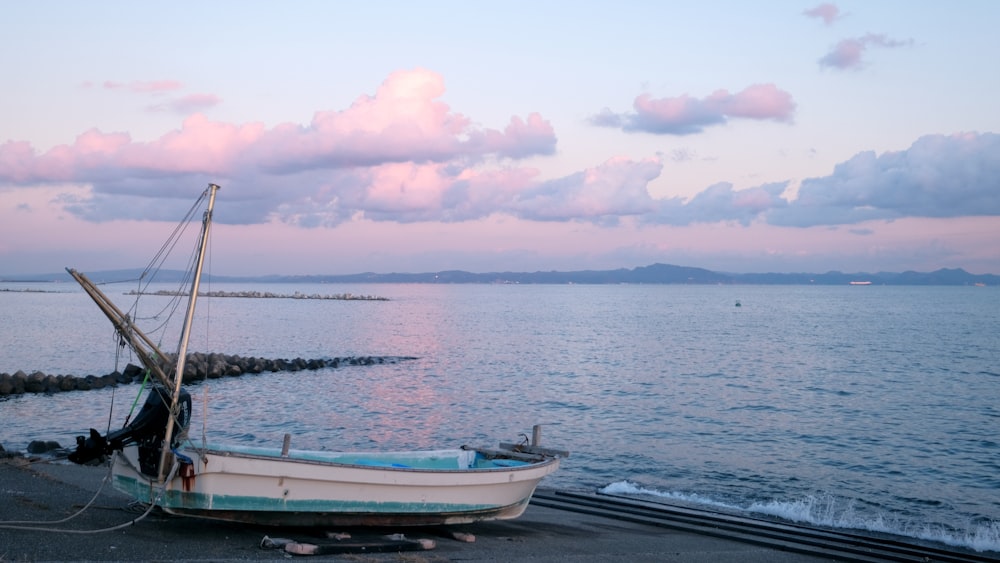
[318,68,459,134]
[0,141,39,183]
[0,69,554,184]
[275,132,1000,229]
[467,113,557,159]
[364,163,450,214]
[515,157,663,222]
[92,79,221,115]
[270,162,541,227]
[147,93,223,114]
[0,117,268,183]
[211,155,662,228]
[712,84,796,120]
[74,129,133,154]
[103,80,184,93]
[632,93,723,133]
[0,130,134,182]
[252,69,554,171]
[593,84,796,135]
[820,38,866,69]
[647,181,789,226]
[119,114,266,174]
[803,3,841,25]
[819,33,914,70]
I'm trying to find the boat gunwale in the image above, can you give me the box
[183,446,560,473]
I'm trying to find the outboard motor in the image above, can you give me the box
[69,386,192,476]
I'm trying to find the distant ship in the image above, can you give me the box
[849,281,872,285]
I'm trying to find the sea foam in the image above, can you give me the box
[601,481,1000,554]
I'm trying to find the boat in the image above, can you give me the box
[66,183,567,527]
[849,281,872,285]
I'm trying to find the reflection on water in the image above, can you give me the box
[2,283,999,552]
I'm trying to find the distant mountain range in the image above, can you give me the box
[2,263,996,286]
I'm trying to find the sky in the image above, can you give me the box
[2,1,999,277]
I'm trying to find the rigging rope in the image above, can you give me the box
[0,458,114,527]
[138,189,207,288]
[108,188,213,424]
[0,454,180,534]
[128,193,205,328]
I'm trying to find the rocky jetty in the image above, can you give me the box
[0,353,416,397]
[127,289,388,300]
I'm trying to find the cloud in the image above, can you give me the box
[244,69,556,173]
[2,67,996,234]
[591,84,796,135]
[803,3,842,25]
[234,132,1000,230]
[767,132,1000,226]
[147,93,223,114]
[264,131,1000,229]
[819,33,914,70]
[261,157,663,228]
[0,68,555,184]
[646,182,789,226]
[102,80,184,93]
[0,69,558,225]
[267,164,538,227]
[667,148,697,162]
[83,79,219,116]
[514,157,662,223]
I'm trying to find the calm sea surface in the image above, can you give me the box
[2,282,998,552]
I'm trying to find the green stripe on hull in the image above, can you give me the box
[114,474,506,514]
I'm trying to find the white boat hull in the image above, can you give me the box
[111,444,560,526]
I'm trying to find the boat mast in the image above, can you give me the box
[65,268,174,389]
[158,183,220,481]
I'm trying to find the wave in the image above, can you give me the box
[599,480,1000,554]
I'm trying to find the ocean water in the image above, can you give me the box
[1,281,998,553]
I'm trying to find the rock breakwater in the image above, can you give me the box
[127,289,388,300]
[0,353,417,397]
